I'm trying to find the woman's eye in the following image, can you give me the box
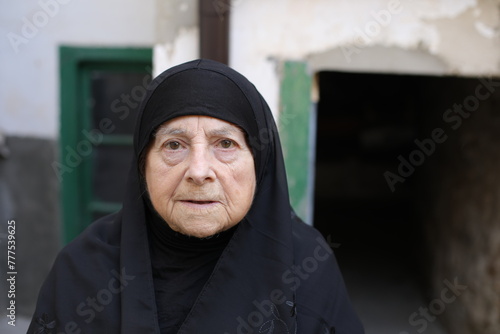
[166,141,181,150]
[220,140,234,149]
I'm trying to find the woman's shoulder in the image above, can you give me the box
[40,212,123,300]
[56,212,122,269]
[290,212,332,254]
[28,213,124,334]
[289,212,365,333]
[289,212,341,292]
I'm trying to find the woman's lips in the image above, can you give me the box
[179,200,220,208]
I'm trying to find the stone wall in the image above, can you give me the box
[421,77,500,334]
[0,136,60,318]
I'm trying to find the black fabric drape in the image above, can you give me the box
[148,209,237,334]
[28,59,365,334]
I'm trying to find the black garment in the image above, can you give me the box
[148,211,236,334]
[29,59,365,334]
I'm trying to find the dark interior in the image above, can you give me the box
[311,71,479,331]
[314,71,424,274]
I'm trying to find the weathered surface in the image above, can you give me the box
[422,77,500,334]
[0,136,60,318]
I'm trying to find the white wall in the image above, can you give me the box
[152,0,500,119]
[0,0,156,139]
[152,0,199,77]
[228,0,500,117]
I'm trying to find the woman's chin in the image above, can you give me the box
[169,221,229,239]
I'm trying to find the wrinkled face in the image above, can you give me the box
[145,116,256,238]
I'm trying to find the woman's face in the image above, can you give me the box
[145,115,256,238]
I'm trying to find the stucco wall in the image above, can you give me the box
[153,0,199,77]
[153,0,500,118]
[230,0,500,115]
[1,0,156,139]
[0,137,59,320]
[419,77,500,334]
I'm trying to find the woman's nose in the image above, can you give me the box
[185,146,216,185]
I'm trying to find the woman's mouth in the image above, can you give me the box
[180,200,220,208]
[186,200,216,205]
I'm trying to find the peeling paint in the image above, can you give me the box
[409,0,478,20]
[155,0,198,45]
[227,0,500,87]
[153,26,199,77]
[153,0,500,117]
[475,21,498,38]
[229,0,481,59]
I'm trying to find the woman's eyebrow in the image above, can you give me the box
[154,124,244,138]
[207,126,244,137]
[155,127,186,138]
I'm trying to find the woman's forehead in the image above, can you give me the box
[154,115,246,138]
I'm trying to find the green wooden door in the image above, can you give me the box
[57,47,152,243]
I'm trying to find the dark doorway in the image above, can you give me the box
[312,71,473,332]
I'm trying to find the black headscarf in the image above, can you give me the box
[28,59,364,334]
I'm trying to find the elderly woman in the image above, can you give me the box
[29,59,364,334]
